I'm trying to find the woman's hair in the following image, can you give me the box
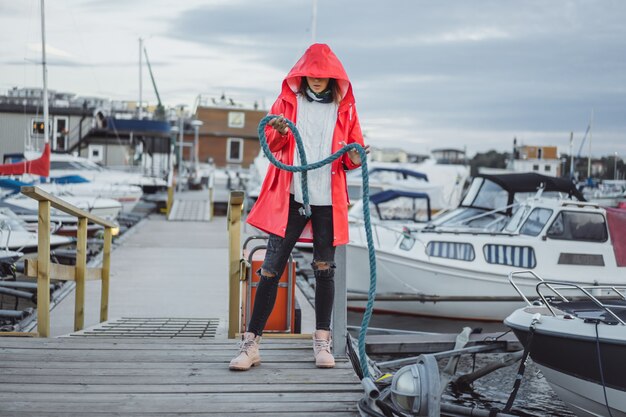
[299,77,341,104]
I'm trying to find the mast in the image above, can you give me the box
[40,0,49,147]
[569,131,574,178]
[138,37,143,119]
[311,0,318,43]
[587,108,593,180]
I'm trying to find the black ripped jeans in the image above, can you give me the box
[247,195,336,336]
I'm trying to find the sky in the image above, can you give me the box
[1,0,625,158]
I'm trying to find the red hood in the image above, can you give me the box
[282,43,354,105]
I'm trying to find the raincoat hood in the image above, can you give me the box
[283,43,353,104]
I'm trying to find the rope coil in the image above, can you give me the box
[257,114,377,378]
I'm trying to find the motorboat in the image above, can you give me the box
[0,178,141,213]
[347,165,445,210]
[505,271,626,417]
[346,173,626,320]
[3,191,121,220]
[23,152,167,194]
[0,208,73,253]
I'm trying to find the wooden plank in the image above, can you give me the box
[21,186,118,228]
[0,340,316,350]
[0,413,357,417]
[0,367,358,380]
[37,200,50,338]
[0,400,358,413]
[26,259,103,282]
[0,370,358,385]
[365,332,522,355]
[0,351,346,363]
[0,392,363,403]
[0,360,354,370]
[0,383,362,394]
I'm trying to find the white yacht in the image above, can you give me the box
[347,173,626,320]
[0,208,73,253]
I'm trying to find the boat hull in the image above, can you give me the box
[346,240,623,321]
[506,309,626,417]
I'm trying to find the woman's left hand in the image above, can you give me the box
[340,141,370,165]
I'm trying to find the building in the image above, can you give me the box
[510,141,561,176]
[186,101,267,168]
[0,87,172,177]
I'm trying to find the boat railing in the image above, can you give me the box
[508,271,626,325]
[535,281,626,325]
[508,270,568,306]
[13,186,118,337]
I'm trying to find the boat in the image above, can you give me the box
[0,208,73,253]
[505,271,626,417]
[346,165,445,211]
[346,173,626,320]
[3,191,121,220]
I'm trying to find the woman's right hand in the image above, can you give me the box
[268,115,289,135]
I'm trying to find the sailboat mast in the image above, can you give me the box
[40,0,49,146]
[587,108,593,179]
[311,0,318,43]
[138,37,143,119]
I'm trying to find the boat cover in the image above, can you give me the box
[479,173,585,201]
[51,175,90,184]
[369,189,430,205]
[607,207,626,267]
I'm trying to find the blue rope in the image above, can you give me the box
[258,114,377,379]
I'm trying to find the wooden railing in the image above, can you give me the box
[19,186,118,337]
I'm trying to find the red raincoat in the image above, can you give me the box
[247,43,364,246]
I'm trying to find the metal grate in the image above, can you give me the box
[71,317,219,338]
[168,200,212,221]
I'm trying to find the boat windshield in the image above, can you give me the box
[462,178,509,210]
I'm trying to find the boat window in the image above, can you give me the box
[399,234,415,251]
[519,208,553,236]
[50,161,75,170]
[468,179,508,210]
[483,245,536,268]
[504,205,531,233]
[546,211,608,242]
[426,242,475,261]
[374,197,430,222]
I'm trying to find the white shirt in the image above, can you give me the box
[291,94,338,206]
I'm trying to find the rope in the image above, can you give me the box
[257,114,377,378]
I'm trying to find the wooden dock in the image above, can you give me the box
[0,193,363,416]
[0,336,362,416]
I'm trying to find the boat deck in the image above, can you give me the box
[0,202,361,416]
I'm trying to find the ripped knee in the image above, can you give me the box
[313,261,331,271]
[258,268,277,279]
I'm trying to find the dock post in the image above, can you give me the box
[74,217,88,331]
[166,173,175,217]
[208,172,214,220]
[37,200,51,338]
[227,191,245,339]
[100,227,113,323]
[333,245,347,359]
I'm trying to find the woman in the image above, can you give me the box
[229,43,368,371]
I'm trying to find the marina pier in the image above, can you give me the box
[0,190,364,416]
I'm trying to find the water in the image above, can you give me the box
[347,310,575,417]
